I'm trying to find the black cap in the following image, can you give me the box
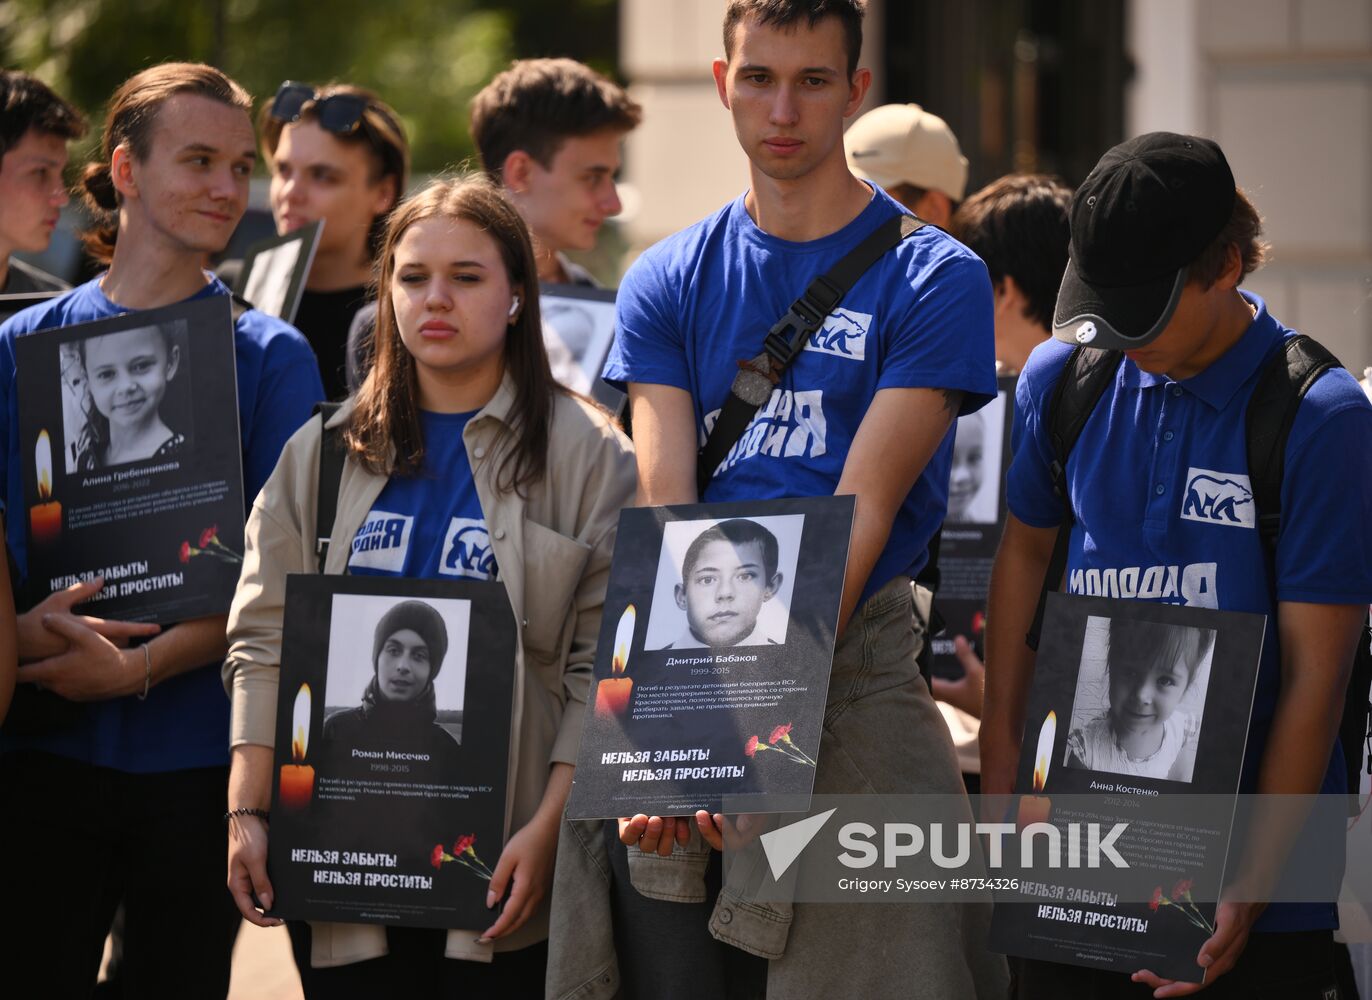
[1052,132,1235,350]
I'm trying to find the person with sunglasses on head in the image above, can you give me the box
[252,80,409,400]
[0,63,323,999]
[223,174,636,996]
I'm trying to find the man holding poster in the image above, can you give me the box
[981,134,1372,996]
[546,2,1006,998]
[0,64,321,998]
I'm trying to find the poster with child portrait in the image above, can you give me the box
[929,375,1015,680]
[267,574,517,929]
[567,495,855,820]
[989,592,1265,983]
[539,283,624,414]
[15,296,246,622]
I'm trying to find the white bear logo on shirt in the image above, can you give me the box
[1180,468,1255,529]
[440,518,498,579]
[804,308,871,361]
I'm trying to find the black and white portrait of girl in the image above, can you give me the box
[63,320,194,472]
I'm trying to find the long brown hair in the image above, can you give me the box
[80,62,252,263]
[346,175,560,495]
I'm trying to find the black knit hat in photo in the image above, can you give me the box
[371,600,449,678]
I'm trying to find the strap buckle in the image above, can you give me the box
[762,279,841,365]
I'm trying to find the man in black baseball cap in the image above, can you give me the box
[981,131,1372,997]
[1054,133,1240,350]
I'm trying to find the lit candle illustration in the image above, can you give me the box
[29,430,61,545]
[279,683,315,810]
[595,604,636,719]
[1017,709,1056,829]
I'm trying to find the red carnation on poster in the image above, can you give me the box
[1149,886,1163,912]
[768,723,793,745]
[199,524,219,549]
[430,834,493,880]
[178,540,191,564]
[744,735,760,757]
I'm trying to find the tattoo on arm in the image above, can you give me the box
[939,388,964,416]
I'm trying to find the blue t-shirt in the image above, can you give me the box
[347,409,496,581]
[0,275,324,773]
[603,186,996,605]
[1007,291,1372,931]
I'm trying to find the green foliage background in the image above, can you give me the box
[0,0,622,174]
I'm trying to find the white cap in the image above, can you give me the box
[844,103,969,202]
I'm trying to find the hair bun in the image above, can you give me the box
[81,162,118,212]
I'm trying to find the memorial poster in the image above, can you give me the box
[990,592,1264,982]
[567,495,854,819]
[15,296,246,622]
[236,221,323,325]
[539,283,624,414]
[267,574,517,929]
[930,375,1015,679]
[0,290,62,323]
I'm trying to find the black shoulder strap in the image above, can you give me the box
[1245,334,1339,550]
[229,293,251,325]
[696,213,925,495]
[314,402,346,573]
[1025,346,1123,650]
[1242,335,1372,800]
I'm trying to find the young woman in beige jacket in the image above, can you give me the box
[222,176,635,995]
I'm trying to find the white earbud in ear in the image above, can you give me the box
[508,296,521,318]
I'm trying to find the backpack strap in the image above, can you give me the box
[1245,334,1339,550]
[696,213,925,495]
[1243,335,1371,800]
[314,402,346,573]
[1026,346,1123,650]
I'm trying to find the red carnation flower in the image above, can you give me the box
[768,723,793,746]
[1148,886,1163,912]
[199,525,218,549]
[453,834,476,856]
[430,844,445,870]
[744,735,760,758]
[178,541,191,564]
[1172,878,1193,899]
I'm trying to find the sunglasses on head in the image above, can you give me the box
[269,81,370,135]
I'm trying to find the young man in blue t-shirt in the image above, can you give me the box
[981,133,1372,998]
[593,1,1006,996]
[0,64,322,997]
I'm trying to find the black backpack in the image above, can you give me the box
[1027,336,1372,807]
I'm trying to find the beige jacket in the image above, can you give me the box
[223,375,635,967]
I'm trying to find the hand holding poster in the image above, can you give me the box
[267,575,516,929]
[15,295,247,622]
[567,495,854,819]
[989,593,1264,983]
